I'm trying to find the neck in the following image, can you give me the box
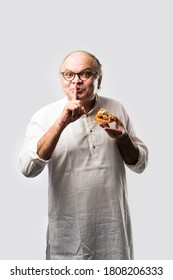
[83,96,97,115]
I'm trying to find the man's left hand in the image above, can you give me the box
[100,117,125,139]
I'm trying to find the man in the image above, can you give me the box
[19,50,148,260]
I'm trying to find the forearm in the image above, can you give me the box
[37,119,66,160]
[37,99,85,160]
[116,132,139,165]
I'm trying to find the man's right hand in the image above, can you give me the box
[59,90,85,126]
[37,91,85,160]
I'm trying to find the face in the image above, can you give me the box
[60,52,102,104]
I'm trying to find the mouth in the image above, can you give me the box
[76,88,83,93]
[72,87,84,94]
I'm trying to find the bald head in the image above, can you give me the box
[60,50,102,77]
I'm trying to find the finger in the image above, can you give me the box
[71,103,81,118]
[81,106,86,115]
[71,106,78,118]
[111,115,117,122]
[116,119,124,130]
[99,123,110,129]
[72,87,78,100]
[72,104,85,119]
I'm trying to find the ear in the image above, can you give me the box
[97,75,102,89]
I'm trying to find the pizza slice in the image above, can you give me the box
[94,108,116,125]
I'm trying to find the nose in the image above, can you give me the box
[72,73,82,83]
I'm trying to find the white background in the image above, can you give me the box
[0,0,172,260]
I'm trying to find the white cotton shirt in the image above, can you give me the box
[19,95,148,260]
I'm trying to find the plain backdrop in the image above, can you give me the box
[0,0,172,260]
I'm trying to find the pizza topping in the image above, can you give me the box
[94,108,116,124]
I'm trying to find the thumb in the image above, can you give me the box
[115,118,124,130]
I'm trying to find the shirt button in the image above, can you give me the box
[93,145,96,149]
[90,129,93,132]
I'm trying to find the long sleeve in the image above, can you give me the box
[99,96,149,174]
[19,99,67,177]
[121,106,148,173]
[19,118,49,177]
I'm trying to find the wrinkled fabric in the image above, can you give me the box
[19,95,148,260]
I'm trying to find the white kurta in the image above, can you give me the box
[19,95,148,260]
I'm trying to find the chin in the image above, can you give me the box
[81,93,96,101]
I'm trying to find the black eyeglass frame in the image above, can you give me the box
[61,71,97,81]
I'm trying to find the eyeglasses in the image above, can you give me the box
[61,70,97,81]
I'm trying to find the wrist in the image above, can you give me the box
[116,128,127,139]
[55,117,68,131]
